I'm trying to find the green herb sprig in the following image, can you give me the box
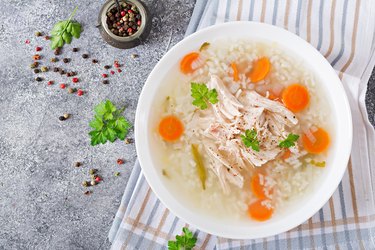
[50,6,82,49]
[279,133,299,148]
[89,100,131,146]
[191,82,218,110]
[168,227,197,250]
[241,129,260,152]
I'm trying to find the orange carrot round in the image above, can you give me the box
[248,57,271,83]
[180,52,200,74]
[282,84,309,112]
[281,149,291,160]
[158,115,184,142]
[248,199,274,221]
[231,62,239,81]
[302,127,330,154]
[251,174,269,199]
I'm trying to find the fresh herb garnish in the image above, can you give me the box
[191,82,218,110]
[199,42,210,51]
[310,160,326,167]
[279,133,300,148]
[168,227,197,250]
[50,6,82,49]
[89,100,130,146]
[241,129,260,152]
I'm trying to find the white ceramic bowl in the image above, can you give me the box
[135,22,352,239]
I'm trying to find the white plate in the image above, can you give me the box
[135,21,352,239]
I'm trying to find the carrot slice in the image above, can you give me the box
[302,127,330,154]
[158,115,184,142]
[248,57,271,83]
[251,174,268,199]
[231,62,239,81]
[180,52,200,74]
[248,199,274,221]
[281,149,291,160]
[282,84,310,112]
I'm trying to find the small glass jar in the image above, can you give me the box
[97,0,151,49]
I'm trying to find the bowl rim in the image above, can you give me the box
[135,21,352,239]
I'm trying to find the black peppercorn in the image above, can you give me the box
[74,162,82,167]
[82,54,89,59]
[92,59,98,63]
[35,77,43,82]
[59,116,66,121]
[63,58,70,63]
[54,48,61,55]
[72,48,79,52]
[102,80,109,84]
[66,72,72,77]
[53,67,59,72]
[104,65,111,69]
[34,69,40,74]
[59,70,65,75]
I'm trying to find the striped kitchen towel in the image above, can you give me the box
[109,0,375,249]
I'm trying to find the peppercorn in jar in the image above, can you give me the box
[106,2,142,37]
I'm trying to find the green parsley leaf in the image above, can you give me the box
[279,133,300,148]
[50,7,82,49]
[191,82,219,110]
[241,129,260,151]
[168,227,197,250]
[89,100,131,146]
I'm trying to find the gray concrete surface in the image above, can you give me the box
[0,0,374,249]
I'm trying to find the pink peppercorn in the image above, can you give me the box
[117,69,122,73]
[114,63,120,68]
[60,84,66,89]
[110,70,115,75]
[137,20,141,26]
[95,176,102,182]
[72,77,79,83]
[25,39,30,44]
[47,80,54,86]
[36,46,42,51]
[121,11,126,16]
[102,73,108,78]
[128,10,133,13]
[127,28,132,33]
[117,159,124,165]
[77,89,83,96]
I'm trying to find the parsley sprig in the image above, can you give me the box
[191,82,218,110]
[89,100,131,146]
[50,6,82,49]
[241,129,260,152]
[168,227,197,250]
[279,133,299,148]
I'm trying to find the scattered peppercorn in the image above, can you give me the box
[71,71,77,76]
[63,58,70,63]
[82,181,89,187]
[59,116,66,121]
[67,87,76,94]
[60,83,66,89]
[83,190,91,195]
[102,73,108,78]
[104,65,111,69]
[50,57,58,63]
[125,138,133,144]
[44,35,50,40]
[33,54,41,60]
[89,169,97,175]
[117,69,122,73]
[33,69,40,74]
[59,69,65,75]
[25,39,31,44]
[110,70,115,75]
[77,89,84,96]
[117,159,124,165]
[66,72,72,77]
[36,46,42,52]
[75,162,82,167]
[82,54,89,59]
[30,62,39,69]
[95,176,102,182]
[92,59,98,63]
[35,77,43,82]
[90,180,96,186]
[114,172,120,176]
[63,113,70,119]
[72,77,79,83]
[47,80,54,86]
[72,48,79,52]
[54,48,61,55]
[131,54,138,58]
[102,80,109,84]
[114,62,120,68]
[35,31,42,37]
[53,67,59,72]
[41,66,48,72]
